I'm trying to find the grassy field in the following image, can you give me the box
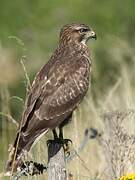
[1,48,135,179]
[0,0,135,179]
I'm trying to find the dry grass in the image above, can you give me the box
[101,110,135,179]
[0,45,21,85]
[0,40,135,180]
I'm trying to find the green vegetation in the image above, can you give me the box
[0,0,135,179]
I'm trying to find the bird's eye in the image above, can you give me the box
[79,28,89,33]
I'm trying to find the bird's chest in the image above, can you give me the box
[66,58,91,97]
[74,63,90,93]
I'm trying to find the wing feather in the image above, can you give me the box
[22,54,90,128]
[35,63,89,120]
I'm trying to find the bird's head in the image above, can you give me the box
[60,23,97,46]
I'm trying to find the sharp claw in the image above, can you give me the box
[64,139,72,145]
[65,151,70,158]
[47,138,72,156]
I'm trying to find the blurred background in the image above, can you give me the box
[0,0,135,179]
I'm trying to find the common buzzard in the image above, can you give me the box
[5,23,97,174]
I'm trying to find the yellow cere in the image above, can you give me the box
[120,173,135,180]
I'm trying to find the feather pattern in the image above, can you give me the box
[5,23,96,174]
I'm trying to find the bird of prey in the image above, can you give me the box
[5,23,97,175]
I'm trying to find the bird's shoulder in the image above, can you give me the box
[31,47,90,88]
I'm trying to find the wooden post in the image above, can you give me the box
[48,142,67,180]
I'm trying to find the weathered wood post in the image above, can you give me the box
[48,142,67,180]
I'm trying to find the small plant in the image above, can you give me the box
[101,110,135,180]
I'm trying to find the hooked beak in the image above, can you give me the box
[87,30,97,40]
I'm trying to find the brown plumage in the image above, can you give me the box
[5,23,97,175]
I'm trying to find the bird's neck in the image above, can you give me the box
[59,40,90,57]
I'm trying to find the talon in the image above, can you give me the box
[64,139,72,146]
[61,139,72,156]
[64,149,69,156]
[65,150,70,158]
[47,138,72,156]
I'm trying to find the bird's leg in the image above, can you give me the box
[53,129,58,139]
[58,113,73,155]
[59,127,72,144]
[48,128,71,144]
[59,127,63,139]
[47,129,59,146]
[58,126,72,156]
[59,113,72,143]
[47,113,72,155]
